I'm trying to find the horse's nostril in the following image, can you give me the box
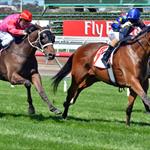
[46,53,55,60]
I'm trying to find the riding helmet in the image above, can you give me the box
[20,10,32,22]
[127,8,141,21]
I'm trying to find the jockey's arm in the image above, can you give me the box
[7,20,26,36]
[120,21,133,37]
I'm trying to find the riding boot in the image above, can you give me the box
[0,43,3,50]
[0,39,2,50]
[101,45,114,67]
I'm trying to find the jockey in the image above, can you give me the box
[0,9,32,49]
[101,8,146,67]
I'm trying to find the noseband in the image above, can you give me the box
[27,29,53,52]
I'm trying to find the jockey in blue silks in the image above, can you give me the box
[102,8,146,68]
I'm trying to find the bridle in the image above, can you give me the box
[27,29,53,52]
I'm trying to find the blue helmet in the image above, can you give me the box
[127,8,141,20]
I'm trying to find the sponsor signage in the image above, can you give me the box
[63,20,150,37]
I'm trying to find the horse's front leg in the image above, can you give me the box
[31,73,61,115]
[131,78,150,109]
[126,89,137,126]
[25,84,35,115]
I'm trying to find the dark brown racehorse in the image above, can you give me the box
[0,24,61,115]
[52,26,150,125]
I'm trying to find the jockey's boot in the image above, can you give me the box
[0,43,3,50]
[101,45,114,68]
[0,39,3,50]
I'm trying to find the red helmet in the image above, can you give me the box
[20,10,32,22]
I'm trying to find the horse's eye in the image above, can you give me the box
[42,33,47,38]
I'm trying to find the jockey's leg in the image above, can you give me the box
[0,31,13,49]
[31,73,62,115]
[101,30,120,67]
[101,45,114,67]
[101,38,118,67]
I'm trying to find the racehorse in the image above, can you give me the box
[52,26,150,125]
[0,24,61,115]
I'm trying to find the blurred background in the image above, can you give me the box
[0,0,150,35]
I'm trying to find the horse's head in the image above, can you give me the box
[39,27,56,60]
[27,25,56,60]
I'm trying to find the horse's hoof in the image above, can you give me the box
[62,113,67,119]
[145,111,150,114]
[28,106,35,115]
[50,107,62,115]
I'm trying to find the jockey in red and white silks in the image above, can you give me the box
[0,10,32,48]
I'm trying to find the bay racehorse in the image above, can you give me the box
[0,24,61,115]
[52,26,150,125]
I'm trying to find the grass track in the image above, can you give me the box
[0,77,150,150]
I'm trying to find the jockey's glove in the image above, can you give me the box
[22,30,28,35]
[121,21,132,28]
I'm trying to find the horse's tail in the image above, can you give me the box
[52,54,74,93]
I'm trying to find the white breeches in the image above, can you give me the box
[107,30,120,45]
[0,31,14,46]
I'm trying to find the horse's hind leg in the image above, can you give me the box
[31,73,62,115]
[62,77,78,119]
[25,84,35,114]
[126,89,137,126]
[63,75,98,119]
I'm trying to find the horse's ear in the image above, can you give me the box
[47,25,51,29]
[25,24,38,34]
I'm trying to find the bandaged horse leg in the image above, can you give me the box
[31,73,62,115]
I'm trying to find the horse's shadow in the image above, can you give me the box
[67,115,150,127]
[0,112,62,122]
[0,112,150,127]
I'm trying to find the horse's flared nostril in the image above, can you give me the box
[46,53,55,60]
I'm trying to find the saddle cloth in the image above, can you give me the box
[93,45,115,68]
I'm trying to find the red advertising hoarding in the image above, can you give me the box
[63,20,150,37]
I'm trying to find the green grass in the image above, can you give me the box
[0,77,150,150]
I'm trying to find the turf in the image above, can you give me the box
[0,77,150,150]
